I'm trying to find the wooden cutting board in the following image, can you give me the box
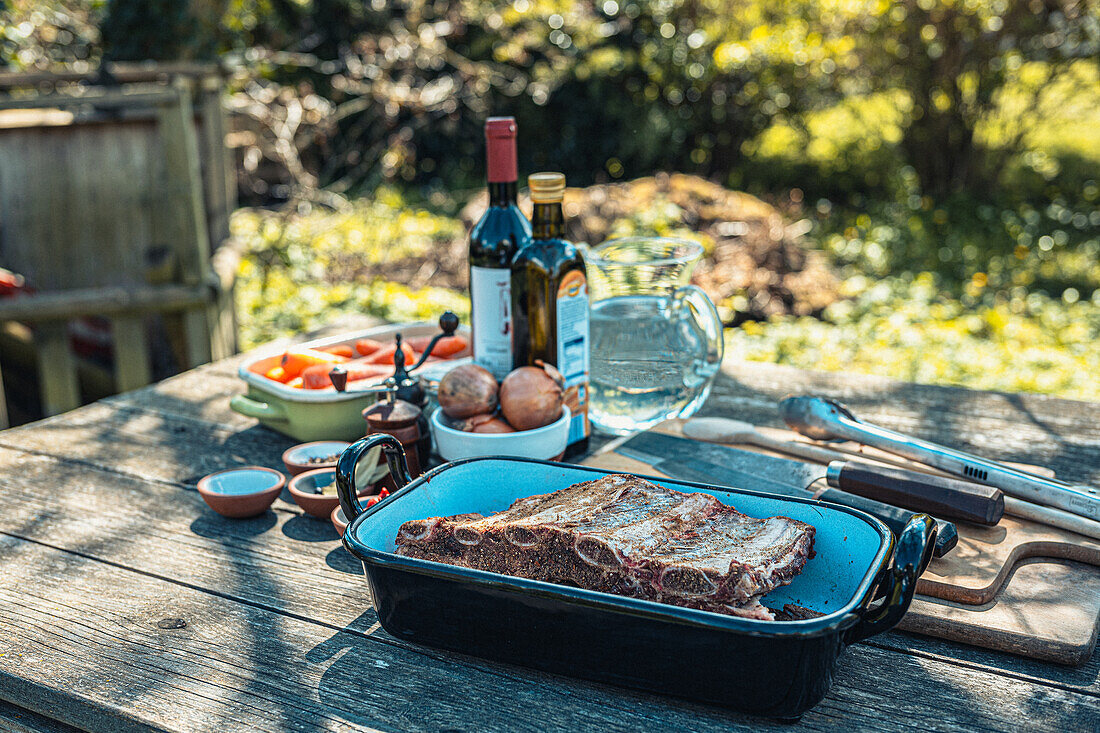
[898,558,1100,665]
[583,420,1100,664]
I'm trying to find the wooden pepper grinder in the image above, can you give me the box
[361,394,424,489]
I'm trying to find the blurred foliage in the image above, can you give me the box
[231,191,469,347]
[3,0,1099,398]
[5,1,1095,199]
[231,184,1099,400]
[0,1,103,72]
[99,0,223,61]
[729,273,1100,400]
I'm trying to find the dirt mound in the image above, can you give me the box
[461,173,838,322]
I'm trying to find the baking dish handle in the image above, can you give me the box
[335,434,412,523]
[845,514,936,645]
[229,394,287,422]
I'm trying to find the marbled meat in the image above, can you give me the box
[394,474,816,620]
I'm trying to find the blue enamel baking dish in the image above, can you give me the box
[336,435,936,719]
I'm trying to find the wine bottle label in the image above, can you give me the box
[556,270,590,443]
[470,265,513,380]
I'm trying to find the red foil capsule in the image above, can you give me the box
[485,116,518,183]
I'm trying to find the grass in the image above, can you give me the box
[232,61,1100,402]
[727,273,1100,400]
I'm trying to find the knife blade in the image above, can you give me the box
[617,433,957,557]
[619,430,1004,524]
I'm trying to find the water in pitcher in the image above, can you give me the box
[589,294,721,434]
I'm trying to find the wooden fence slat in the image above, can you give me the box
[110,316,152,393]
[36,324,80,416]
[156,84,211,288]
[198,81,233,249]
[0,285,210,322]
[0,357,9,430]
[0,90,180,112]
[182,309,213,368]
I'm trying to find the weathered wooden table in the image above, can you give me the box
[1,341,1098,732]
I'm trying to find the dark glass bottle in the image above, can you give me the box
[468,117,531,380]
[511,172,590,455]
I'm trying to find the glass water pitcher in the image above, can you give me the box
[586,237,724,435]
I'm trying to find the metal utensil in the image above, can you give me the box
[684,417,848,464]
[779,396,1100,521]
[683,417,1002,524]
[616,432,956,557]
[685,415,1100,540]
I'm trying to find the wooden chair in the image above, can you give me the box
[0,66,239,425]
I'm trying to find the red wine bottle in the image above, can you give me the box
[511,172,590,455]
[468,117,531,380]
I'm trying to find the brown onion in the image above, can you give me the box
[464,413,516,433]
[438,364,499,418]
[500,365,564,431]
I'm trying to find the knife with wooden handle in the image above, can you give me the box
[825,460,1004,525]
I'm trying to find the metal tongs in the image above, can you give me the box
[779,396,1100,524]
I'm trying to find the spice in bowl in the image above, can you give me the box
[281,440,352,476]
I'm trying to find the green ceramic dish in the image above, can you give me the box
[230,322,470,442]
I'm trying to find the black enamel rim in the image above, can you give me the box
[342,456,896,639]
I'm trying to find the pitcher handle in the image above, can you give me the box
[674,285,725,366]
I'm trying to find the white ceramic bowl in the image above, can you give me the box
[430,406,571,462]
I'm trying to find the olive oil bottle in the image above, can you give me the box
[511,172,590,454]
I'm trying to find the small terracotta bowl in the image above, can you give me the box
[281,440,352,476]
[288,467,376,520]
[197,466,285,519]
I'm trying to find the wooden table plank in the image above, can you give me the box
[3,366,1099,696]
[0,420,1095,699]
[2,328,1098,730]
[0,700,84,733]
[2,527,1098,733]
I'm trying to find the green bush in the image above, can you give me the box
[231,193,469,348]
[729,273,1100,401]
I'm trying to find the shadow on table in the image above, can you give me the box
[706,368,1097,474]
[325,545,361,574]
[189,510,279,538]
[282,514,339,542]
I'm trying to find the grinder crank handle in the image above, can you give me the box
[818,487,956,560]
[827,460,1005,526]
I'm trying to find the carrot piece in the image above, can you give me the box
[301,361,393,389]
[264,365,289,382]
[365,342,416,366]
[280,348,348,379]
[355,338,385,356]
[405,335,468,358]
[321,344,356,359]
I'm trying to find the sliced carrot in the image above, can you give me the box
[405,334,468,358]
[301,361,393,389]
[321,344,356,358]
[280,348,348,379]
[355,338,385,357]
[264,365,289,382]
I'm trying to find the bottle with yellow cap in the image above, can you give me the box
[511,172,590,454]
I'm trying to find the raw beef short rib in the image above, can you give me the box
[394,474,815,620]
